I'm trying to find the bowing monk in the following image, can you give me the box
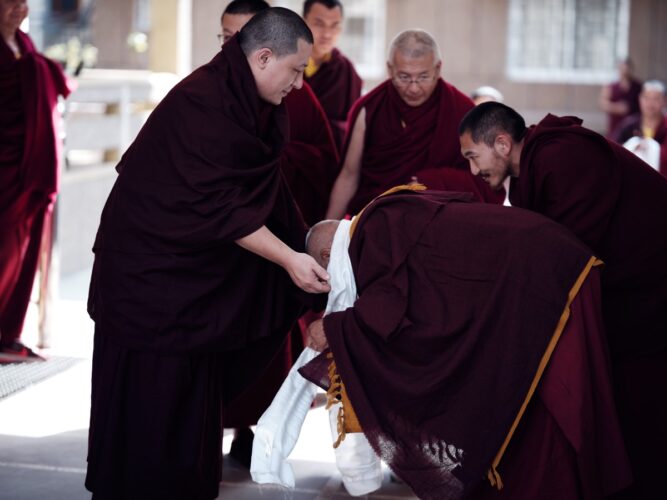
[86,9,330,499]
[302,0,362,150]
[303,188,631,500]
[325,29,503,219]
[218,0,338,468]
[0,0,71,362]
[459,102,667,500]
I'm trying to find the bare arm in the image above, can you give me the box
[236,225,330,293]
[325,108,366,219]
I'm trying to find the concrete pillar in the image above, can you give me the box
[148,0,192,76]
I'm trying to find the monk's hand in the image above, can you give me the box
[285,252,331,294]
[306,319,328,351]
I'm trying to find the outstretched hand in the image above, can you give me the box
[285,252,331,294]
[306,319,328,351]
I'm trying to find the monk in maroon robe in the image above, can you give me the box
[218,1,336,467]
[326,30,502,219]
[302,189,630,499]
[460,102,667,500]
[0,2,71,362]
[302,0,362,150]
[85,10,331,499]
[611,79,667,176]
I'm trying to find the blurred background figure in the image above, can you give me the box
[599,58,642,138]
[470,85,503,106]
[611,79,667,176]
[302,0,362,151]
[0,0,72,363]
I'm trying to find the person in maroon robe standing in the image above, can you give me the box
[0,0,71,363]
[85,9,331,499]
[599,58,642,138]
[302,0,362,150]
[218,0,338,468]
[459,102,667,500]
[302,189,631,499]
[325,30,503,219]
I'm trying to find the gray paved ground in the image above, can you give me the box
[0,270,418,500]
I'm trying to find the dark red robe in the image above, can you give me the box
[510,114,667,499]
[0,30,70,346]
[304,48,362,150]
[281,82,339,226]
[343,80,504,214]
[86,36,309,497]
[222,83,338,430]
[606,78,642,137]
[302,190,629,499]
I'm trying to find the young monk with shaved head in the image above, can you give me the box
[459,102,667,499]
[86,8,330,499]
[302,0,362,150]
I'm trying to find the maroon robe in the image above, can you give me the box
[303,190,629,499]
[343,80,504,214]
[304,48,362,150]
[222,84,338,429]
[0,30,70,346]
[281,82,339,226]
[606,78,642,137]
[610,112,667,176]
[510,114,667,499]
[86,36,309,497]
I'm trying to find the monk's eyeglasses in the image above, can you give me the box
[393,74,436,87]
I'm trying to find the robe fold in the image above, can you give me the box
[281,83,339,226]
[0,30,71,344]
[509,114,667,499]
[88,36,306,354]
[304,48,362,149]
[302,190,629,499]
[343,80,504,214]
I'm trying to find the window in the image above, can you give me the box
[275,0,386,80]
[506,0,630,83]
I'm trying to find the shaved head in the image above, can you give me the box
[239,7,313,59]
[306,220,340,269]
[388,29,441,65]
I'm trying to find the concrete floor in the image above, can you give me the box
[0,270,418,500]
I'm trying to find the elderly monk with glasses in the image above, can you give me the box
[326,29,504,220]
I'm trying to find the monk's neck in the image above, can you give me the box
[642,113,663,129]
[509,139,524,177]
[311,50,332,67]
[1,28,20,57]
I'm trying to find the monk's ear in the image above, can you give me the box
[254,48,273,69]
[321,248,331,265]
[434,60,442,77]
[494,134,512,157]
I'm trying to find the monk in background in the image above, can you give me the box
[218,0,337,468]
[611,79,667,176]
[0,0,71,363]
[303,0,362,150]
[326,29,503,219]
[459,102,667,500]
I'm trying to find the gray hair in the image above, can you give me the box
[642,80,666,96]
[388,29,441,65]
